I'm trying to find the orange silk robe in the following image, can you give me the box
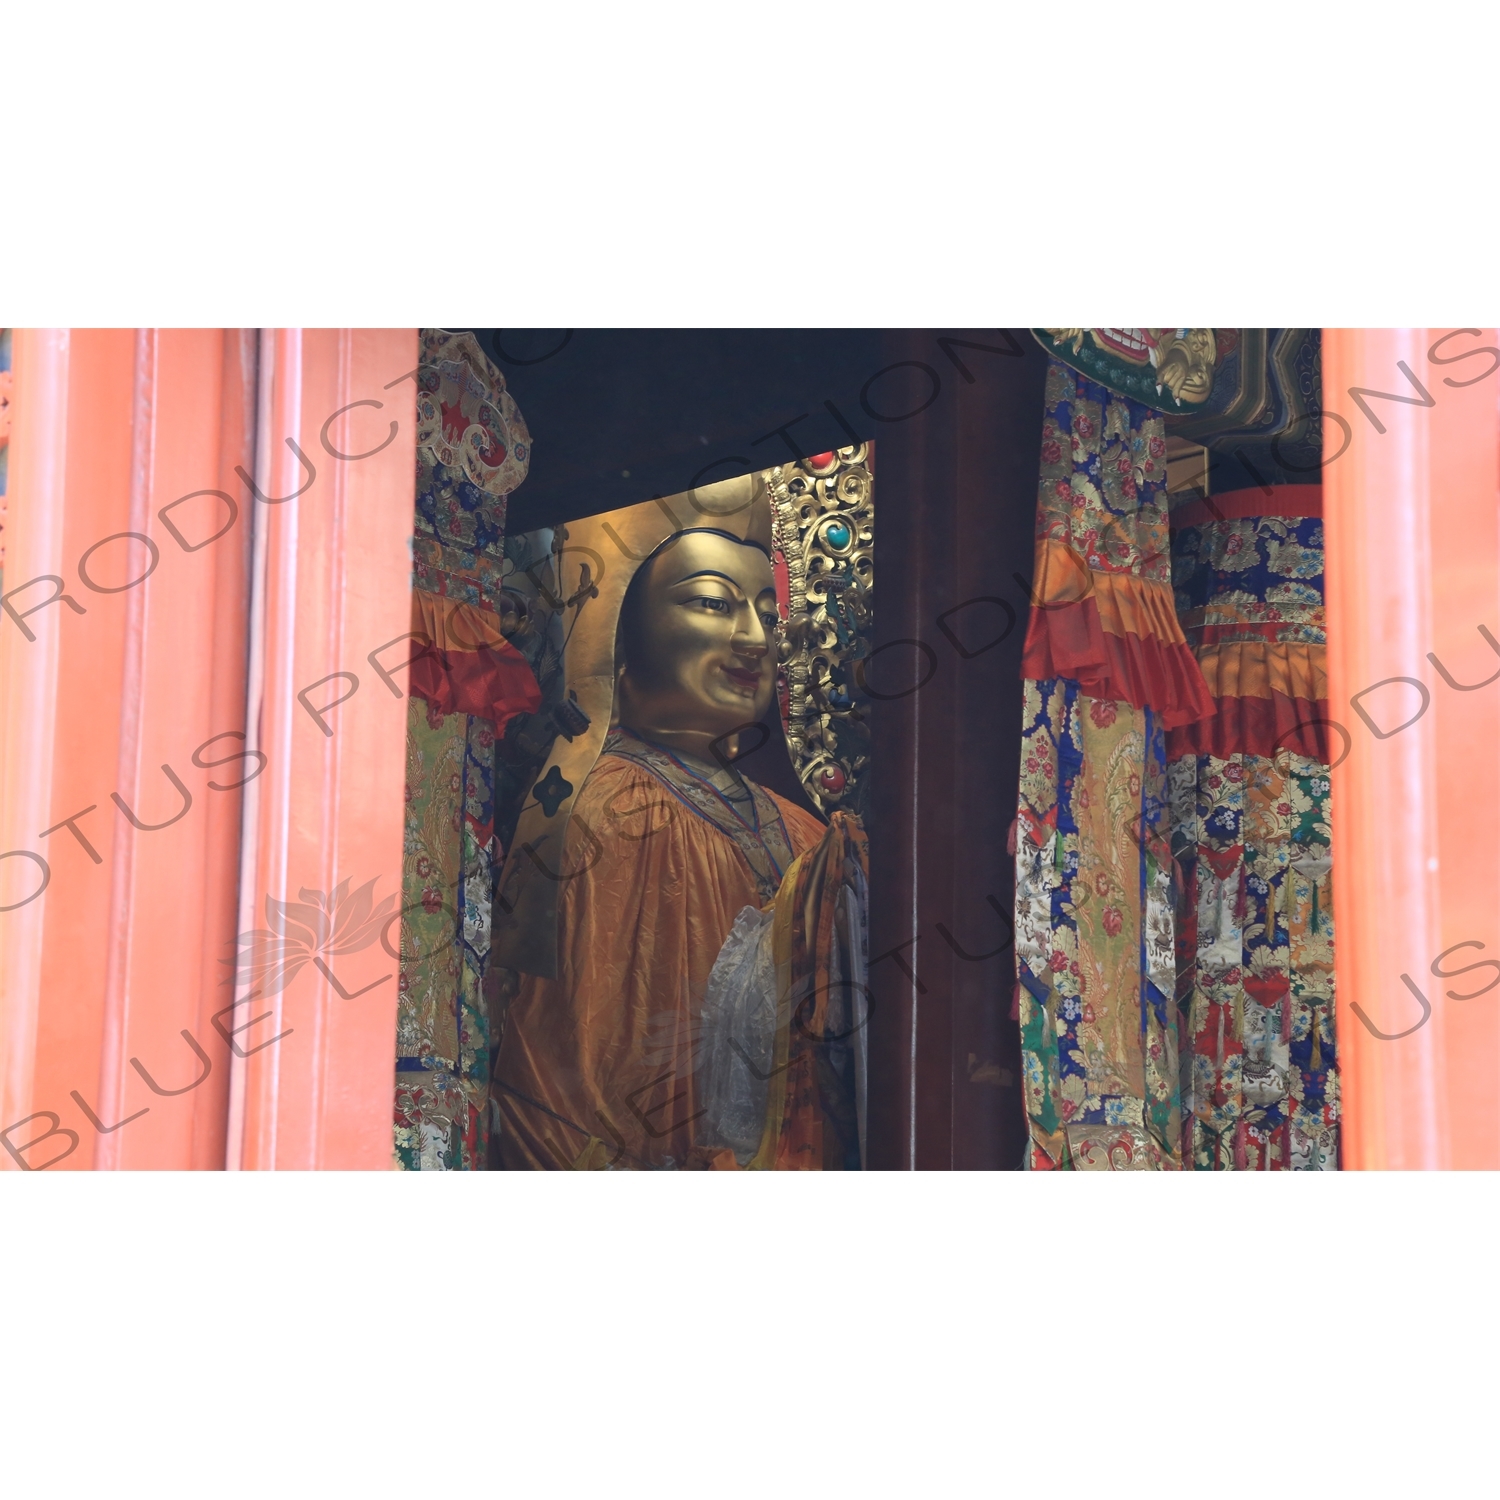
[493,737,826,1170]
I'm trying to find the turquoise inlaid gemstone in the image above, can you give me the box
[825,519,852,549]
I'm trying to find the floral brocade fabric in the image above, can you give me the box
[1019,358,1214,730]
[393,332,536,1169]
[1169,749,1337,1170]
[1167,510,1329,763]
[393,697,498,1170]
[1167,504,1338,1169]
[412,328,530,559]
[412,531,507,613]
[1015,361,1197,1170]
[1034,363,1172,584]
[1172,514,1327,644]
[1015,680,1180,1169]
[1014,355,1337,1169]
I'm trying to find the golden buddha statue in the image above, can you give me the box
[490,474,868,1170]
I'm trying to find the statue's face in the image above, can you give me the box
[617,530,780,743]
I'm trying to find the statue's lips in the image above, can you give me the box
[721,665,762,691]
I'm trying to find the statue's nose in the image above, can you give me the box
[733,603,770,655]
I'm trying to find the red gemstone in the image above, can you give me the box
[818,764,847,794]
[807,451,837,469]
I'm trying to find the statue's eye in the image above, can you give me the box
[760,612,780,631]
[690,596,731,613]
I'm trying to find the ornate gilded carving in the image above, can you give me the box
[768,446,873,820]
[1038,328,1219,410]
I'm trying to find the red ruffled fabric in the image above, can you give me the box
[1021,596,1216,730]
[407,588,542,731]
[409,641,541,730]
[1166,691,1333,763]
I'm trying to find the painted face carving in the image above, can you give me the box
[1152,327,1218,404]
[615,530,780,751]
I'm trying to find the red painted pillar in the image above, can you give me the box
[1,328,417,1171]
[0,330,256,1168]
[228,329,417,1170]
[1324,328,1500,1168]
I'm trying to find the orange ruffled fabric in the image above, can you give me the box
[408,588,541,730]
[1165,640,1331,760]
[1020,538,1215,729]
[1193,639,1327,702]
[1163,492,1333,761]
